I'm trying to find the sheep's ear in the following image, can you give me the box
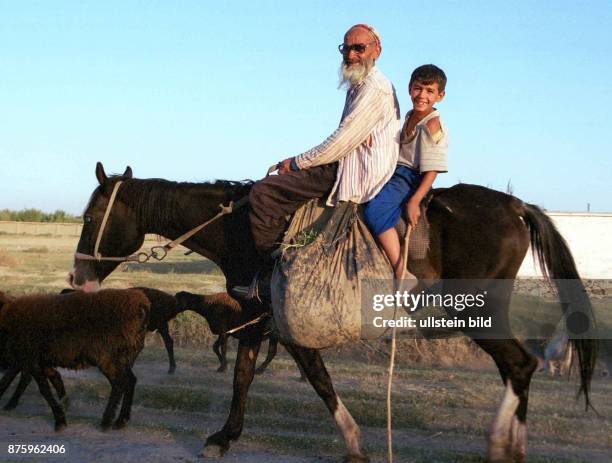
[123,166,133,179]
[96,162,108,185]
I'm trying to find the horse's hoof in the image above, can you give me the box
[54,421,67,432]
[216,365,227,373]
[343,453,369,463]
[61,396,71,411]
[167,369,176,375]
[254,368,265,375]
[100,421,112,432]
[112,418,129,430]
[488,444,511,463]
[199,444,225,458]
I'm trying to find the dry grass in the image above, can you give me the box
[22,246,49,253]
[1,233,611,461]
[0,249,17,268]
[8,345,608,462]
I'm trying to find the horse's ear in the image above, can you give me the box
[123,166,133,179]
[95,162,108,185]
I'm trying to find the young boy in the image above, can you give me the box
[364,64,448,279]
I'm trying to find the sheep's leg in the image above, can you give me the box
[0,367,21,404]
[213,334,228,372]
[158,323,176,374]
[113,369,137,429]
[4,371,32,410]
[46,368,69,410]
[255,336,278,375]
[201,338,261,457]
[220,334,229,372]
[31,368,67,431]
[100,368,124,431]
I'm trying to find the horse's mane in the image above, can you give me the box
[84,176,254,230]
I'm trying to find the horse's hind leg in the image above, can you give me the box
[474,338,537,463]
[202,337,261,457]
[284,343,367,462]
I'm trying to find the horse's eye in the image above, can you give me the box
[84,215,92,224]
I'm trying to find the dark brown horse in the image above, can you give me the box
[69,163,597,462]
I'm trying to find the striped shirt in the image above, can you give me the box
[295,67,400,206]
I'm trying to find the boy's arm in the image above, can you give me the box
[419,116,447,172]
[407,171,437,227]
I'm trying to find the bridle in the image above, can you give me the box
[74,180,248,264]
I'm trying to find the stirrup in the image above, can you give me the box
[231,270,270,303]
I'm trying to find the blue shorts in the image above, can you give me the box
[364,165,423,236]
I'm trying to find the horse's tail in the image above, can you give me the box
[521,203,598,410]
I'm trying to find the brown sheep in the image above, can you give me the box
[0,289,150,431]
[1,291,67,410]
[61,286,182,374]
[63,287,181,374]
[175,291,293,376]
[2,286,182,411]
[133,287,182,374]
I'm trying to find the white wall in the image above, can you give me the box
[518,212,612,279]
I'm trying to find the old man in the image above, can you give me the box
[235,24,400,299]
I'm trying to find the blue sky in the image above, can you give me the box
[1,0,610,214]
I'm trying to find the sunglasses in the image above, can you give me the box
[337,42,375,55]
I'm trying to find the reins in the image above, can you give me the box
[74,179,269,335]
[74,180,249,263]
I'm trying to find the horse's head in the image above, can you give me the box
[69,162,145,292]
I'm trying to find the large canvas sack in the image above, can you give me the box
[271,200,393,349]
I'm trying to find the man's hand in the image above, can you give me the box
[278,158,293,175]
[407,197,421,228]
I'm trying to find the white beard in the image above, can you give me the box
[338,59,374,89]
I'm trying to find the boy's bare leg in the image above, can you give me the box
[377,228,403,279]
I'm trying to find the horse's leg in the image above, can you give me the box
[158,323,176,374]
[473,338,537,463]
[201,337,261,457]
[296,360,308,382]
[284,343,367,462]
[255,336,277,375]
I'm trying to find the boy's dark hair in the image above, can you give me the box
[409,64,447,92]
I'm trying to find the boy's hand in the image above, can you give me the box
[278,158,293,175]
[407,197,421,227]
